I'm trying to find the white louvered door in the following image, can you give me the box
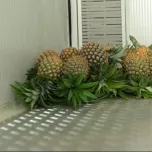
[80,0,123,46]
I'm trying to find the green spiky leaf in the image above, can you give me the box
[78,91,87,101]
[26,66,38,81]
[62,78,72,88]
[56,74,97,108]
[118,90,129,100]
[149,44,152,49]
[10,76,60,109]
[25,97,33,103]
[74,73,84,87]
[68,90,73,101]
[129,35,140,48]
[72,96,77,109]
[31,98,37,109]
[83,90,97,100]
[78,82,97,89]
[91,62,127,98]
[146,87,152,93]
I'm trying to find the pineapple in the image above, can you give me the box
[62,55,89,79]
[60,47,79,62]
[37,50,59,66]
[149,58,152,76]
[80,42,109,67]
[37,55,63,80]
[123,52,150,77]
[123,35,152,77]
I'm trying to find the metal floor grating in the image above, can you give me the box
[0,99,152,151]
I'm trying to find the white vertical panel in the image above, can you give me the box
[126,0,152,46]
[0,0,69,105]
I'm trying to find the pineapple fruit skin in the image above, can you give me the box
[80,42,109,67]
[37,55,63,80]
[136,46,152,56]
[136,46,152,77]
[60,47,79,62]
[124,48,136,55]
[62,55,89,79]
[123,52,151,77]
[123,45,152,77]
[37,50,59,66]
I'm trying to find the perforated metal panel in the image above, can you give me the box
[81,0,122,45]
[1,99,152,151]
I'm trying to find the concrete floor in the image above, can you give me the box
[0,99,152,151]
[0,101,28,122]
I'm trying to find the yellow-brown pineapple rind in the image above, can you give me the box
[123,53,150,77]
[37,55,63,80]
[62,55,89,79]
[80,42,109,67]
[60,47,79,62]
[37,50,59,66]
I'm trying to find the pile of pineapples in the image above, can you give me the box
[11,36,152,109]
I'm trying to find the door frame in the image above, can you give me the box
[70,0,82,48]
[121,0,127,46]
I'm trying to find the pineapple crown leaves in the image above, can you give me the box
[10,76,61,109]
[129,35,152,50]
[26,65,38,81]
[126,76,152,99]
[55,73,97,109]
[125,44,134,50]
[129,35,140,48]
[108,45,128,68]
[90,62,128,99]
[149,44,152,49]
[10,81,39,109]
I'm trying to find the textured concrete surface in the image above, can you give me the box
[0,99,152,151]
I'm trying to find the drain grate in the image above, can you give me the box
[0,99,152,151]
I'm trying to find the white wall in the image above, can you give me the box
[125,0,152,46]
[0,0,69,105]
